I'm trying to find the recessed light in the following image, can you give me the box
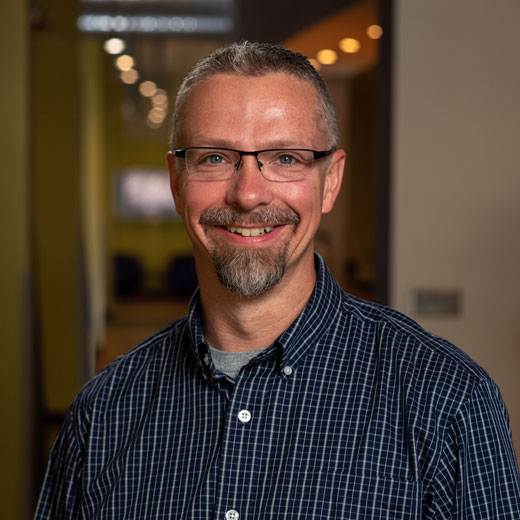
[316,49,337,65]
[104,38,126,55]
[120,69,139,84]
[339,38,361,53]
[115,54,134,71]
[139,81,157,97]
[367,24,383,39]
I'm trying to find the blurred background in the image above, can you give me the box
[1,0,519,517]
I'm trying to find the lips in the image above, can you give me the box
[199,207,300,234]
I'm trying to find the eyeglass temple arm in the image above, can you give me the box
[313,150,335,160]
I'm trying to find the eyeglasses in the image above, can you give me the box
[173,147,334,182]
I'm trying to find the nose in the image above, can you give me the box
[225,155,274,211]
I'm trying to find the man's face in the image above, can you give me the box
[167,72,344,296]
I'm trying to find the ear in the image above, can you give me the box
[166,151,183,216]
[321,149,345,214]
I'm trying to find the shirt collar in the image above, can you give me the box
[186,252,344,375]
[186,288,206,370]
[276,253,343,372]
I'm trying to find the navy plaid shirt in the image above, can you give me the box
[35,254,520,519]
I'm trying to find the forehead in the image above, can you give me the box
[180,72,326,148]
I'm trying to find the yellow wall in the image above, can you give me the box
[32,0,84,411]
[80,39,108,375]
[102,46,192,296]
[0,1,31,517]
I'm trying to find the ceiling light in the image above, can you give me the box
[139,80,157,97]
[150,106,166,118]
[367,24,383,39]
[115,54,134,71]
[103,37,126,55]
[120,69,139,84]
[339,38,361,54]
[316,49,337,65]
[152,92,169,107]
[148,109,166,124]
[77,14,233,35]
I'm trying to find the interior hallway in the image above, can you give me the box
[97,298,189,371]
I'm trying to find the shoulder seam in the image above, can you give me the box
[340,295,490,385]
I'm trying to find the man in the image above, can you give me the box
[35,42,520,519]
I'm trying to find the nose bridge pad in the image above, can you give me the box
[234,155,242,171]
[235,153,263,173]
[255,155,264,171]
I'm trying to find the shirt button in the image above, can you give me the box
[225,510,239,520]
[238,409,251,423]
[283,366,293,376]
[203,353,210,366]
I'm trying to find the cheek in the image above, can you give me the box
[280,181,324,221]
[180,181,224,224]
[180,178,323,229]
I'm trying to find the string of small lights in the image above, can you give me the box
[104,37,169,129]
[311,24,382,69]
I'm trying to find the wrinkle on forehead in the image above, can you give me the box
[180,73,329,149]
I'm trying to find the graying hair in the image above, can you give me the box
[170,41,339,150]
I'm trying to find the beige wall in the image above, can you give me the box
[391,0,520,455]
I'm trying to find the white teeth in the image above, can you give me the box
[225,226,274,237]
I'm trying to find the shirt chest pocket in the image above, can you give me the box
[261,470,422,519]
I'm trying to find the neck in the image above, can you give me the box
[198,254,316,352]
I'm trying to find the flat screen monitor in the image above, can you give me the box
[113,168,179,222]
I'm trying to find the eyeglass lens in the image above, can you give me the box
[185,149,314,181]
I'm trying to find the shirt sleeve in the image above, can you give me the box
[428,379,520,519]
[33,408,84,520]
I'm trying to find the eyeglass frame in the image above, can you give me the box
[173,146,335,180]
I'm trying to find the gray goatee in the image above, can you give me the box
[199,207,300,297]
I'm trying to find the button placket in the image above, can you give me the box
[214,366,269,519]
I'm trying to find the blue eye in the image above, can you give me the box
[208,154,224,164]
[278,154,295,165]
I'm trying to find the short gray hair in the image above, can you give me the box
[170,41,339,150]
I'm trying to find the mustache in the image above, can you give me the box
[199,207,300,227]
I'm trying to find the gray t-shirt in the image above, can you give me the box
[209,345,270,380]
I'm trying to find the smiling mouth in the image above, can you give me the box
[225,225,274,237]
[200,207,300,238]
